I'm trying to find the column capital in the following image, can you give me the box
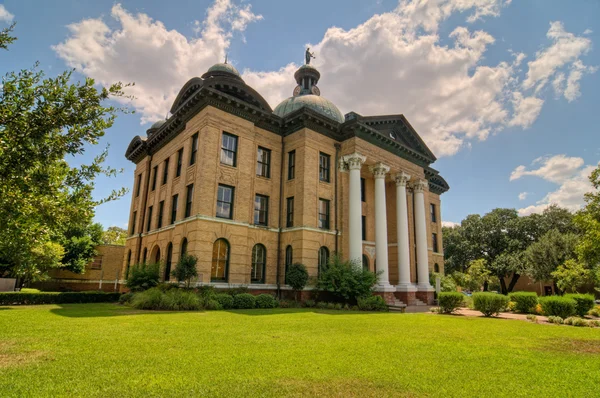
[341,152,366,171]
[393,172,411,187]
[412,179,428,193]
[369,162,390,179]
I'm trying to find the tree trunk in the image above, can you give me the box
[499,276,507,295]
[483,280,489,292]
[507,273,520,293]
[553,281,560,296]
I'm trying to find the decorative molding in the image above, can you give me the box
[394,172,411,187]
[341,152,366,171]
[413,179,428,193]
[369,162,390,179]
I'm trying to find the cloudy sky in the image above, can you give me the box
[1,0,599,228]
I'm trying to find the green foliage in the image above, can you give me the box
[118,292,134,305]
[214,293,234,309]
[539,296,576,318]
[508,292,538,314]
[437,292,464,314]
[589,307,600,317]
[222,286,249,296]
[552,259,594,293]
[278,300,297,308]
[204,299,222,311]
[564,294,595,317]
[524,229,578,283]
[0,23,17,50]
[130,288,201,311]
[316,255,378,302]
[303,299,316,308]
[526,314,538,323]
[430,272,456,292]
[0,291,120,305]
[196,285,216,300]
[286,263,309,300]
[547,315,564,324]
[472,292,509,317]
[255,294,277,309]
[60,223,104,274]
[233,293,256,309]
[316,301,328,309]
[452,259,492,292]
[564,317,588,327]
[357,295,389,312]
[126,263,160,292]
[101,226,128,245]
[171,254,198,288]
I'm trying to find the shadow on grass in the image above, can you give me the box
[0,307,13,311]
[49,303,200,318]
[224,308,389,316]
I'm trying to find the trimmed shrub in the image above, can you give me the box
[286,263,309,301]
[316,301,328,309]
[357,296,389,312]
[0,291,121,305]
[255,294,277,309]
[130,288,163,310]
[233,293,256,309]
[438,292,464,314]
[119,292,135,305]
[204,299,222,311]
[130,288,201,311]
[196,286,216,300]
[303,299,316,308]
[539,296,576,319]
[214,293,234,309]
[564,294,595,317]
[316,255,377,303]
[472,292,509,317]
[508,292,538,314]
[564,317,588,327]
[126,263,160,292]
[547,315,564,324]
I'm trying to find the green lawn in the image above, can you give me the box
[0,304,598,397]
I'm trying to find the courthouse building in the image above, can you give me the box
[124,53,449,304]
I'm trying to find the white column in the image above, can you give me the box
[342,153,366,267]
[370,162,393,290]
[414,179,432,290]
[394,172,415,291]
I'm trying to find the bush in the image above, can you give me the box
[472,292,509,317]
[564,294,595,317]
[508,292,538,314]
[223,286,250,296]
[286,263,309,300]
[255,294,277,309]
[156,283,178,292]
[171,254,198,288]
[204,299,222,310]
[196,286,216,300]
[357,295,389,312]
[316,255,378,303]
[278,299,295,308]
[564,317,588,327]
[526,314,538,323]
[119,292,135,305]
[130,288,201,311]
[303,299,316,308]
[126,262,160,292]
[334,303,343,310]
[539,296,576,318]
[0,291,121,305]
[547,315,564,324]
[233,293,256,309]
[214,293,234,309]
[316,301,328,309]
[326,302,336,310]
[589,320,600,327]
[438,292,464,314]
[589,307,600,317]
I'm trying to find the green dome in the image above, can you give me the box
[206,62,241,78]
[274,95,344,123]
[148,119,166,131]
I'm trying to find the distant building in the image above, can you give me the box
[123,56,449,305]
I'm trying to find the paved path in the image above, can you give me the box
[454,308,549,322]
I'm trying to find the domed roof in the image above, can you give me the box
[206,62,241,78]
[149,119,166,130]
[274,94,344,123]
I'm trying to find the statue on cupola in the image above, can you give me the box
[305,48,315,64]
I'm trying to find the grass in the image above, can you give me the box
[0,304,599,397]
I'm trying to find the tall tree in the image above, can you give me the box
[102,226,128,246]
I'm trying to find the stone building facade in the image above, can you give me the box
[123,59,449,304]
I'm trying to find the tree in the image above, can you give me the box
[316,255,378,303]
[172,254,198,288]
[60,223,104,274]
[102,226,128,245]
[575,165,600,267]
[0,25,129,283]
[552,259,595,294]
[0,23,16,50]
[286,263,309,301]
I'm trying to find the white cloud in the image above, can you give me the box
[0,5,14,22]
[518,192,528,200]
[510,155,597,215]
[507,92,544,128]
[442,221,460,228]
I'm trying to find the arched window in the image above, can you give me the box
[181,238,188,257]
[318,246,329,276]
[211,238,229,282]
[362,254,369,271]
[125,250,132,279]
[251,244,266,284]
[165,243,173,281]
[153,247,161,265]
[285,245,293,273]
[142,248,148,264]
[434,263,440,273]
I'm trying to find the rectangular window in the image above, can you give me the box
[286,197,294,228]
[130,211,137,235]
[361,178,366,202]
[185,184,194,218]
[157,201,164,229]
[256,147,271,178]
[318,199,330,229]
[170,194,178,224]
[189,133,199,166]
[146,206,153,232]
[362,215,366,241]
[220,132,238,167]
[176,148,183,177]
[432,232,439,253]
[319,152,330,182]
[288,150,295,180]
[254,194,269,226]
[216,185,234,219]
[151,166,158,191]
[162,158,169,185]
[135,174,141,197]
[430,203,437,223]
[89,256,103,270]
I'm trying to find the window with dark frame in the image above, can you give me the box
[189,133,198,166]
[130,211,137,235]
[286,197,294,228]
[151,166,158,191]
[361,178,366,202]
[251,244,266,284]
[362,215,366,241]
[216,185,234,219]
[157,201,164,229]
[162,158,169,185]
[432,232,439,253]
[256,147,271,178]
[318,246,329,275]
[254,194,269,226]
[146,205,153,232]
[135,174,141,197]
[318,199,330,229]
[430,203,437,223]
[170,194,178,224]
[220,132,238,167]
[185,184,194,218]
[288,150,295,180]
[176,148,183,177]
[319,152,330,182]
[285,245,293,278]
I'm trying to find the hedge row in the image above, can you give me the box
[0,291,122,305]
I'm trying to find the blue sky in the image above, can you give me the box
[1,0,599,228]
